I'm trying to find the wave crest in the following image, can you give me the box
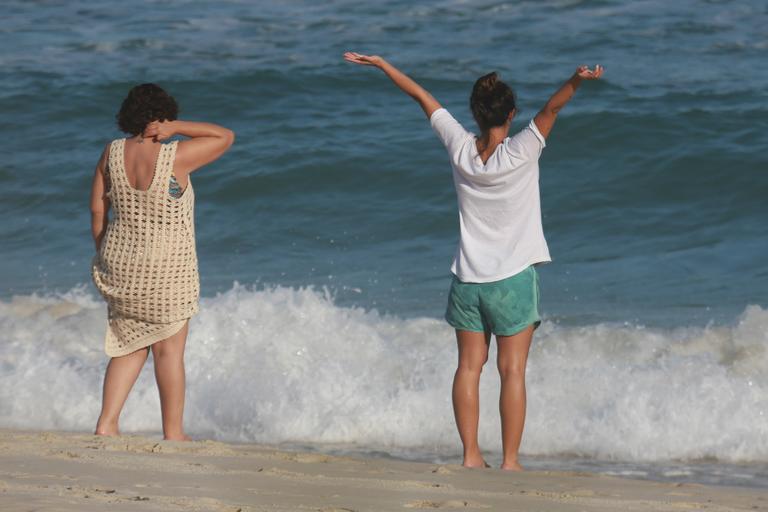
[0,286,766,462]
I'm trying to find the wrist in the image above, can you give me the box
[168,120,182,136]
[569,74,583,89]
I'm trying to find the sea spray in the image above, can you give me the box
[1,286,766,463]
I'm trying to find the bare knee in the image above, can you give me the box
[498,360,526,381]
[458,354,489,375]
[151,340,183,361]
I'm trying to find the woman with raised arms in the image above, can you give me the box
[344,52,602,470]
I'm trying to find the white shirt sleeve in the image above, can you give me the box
[430,108,471,157]
[505,119,546,161]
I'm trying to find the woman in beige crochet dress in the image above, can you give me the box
[90,84,234,440]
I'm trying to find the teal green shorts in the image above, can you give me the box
[445,266,541,336]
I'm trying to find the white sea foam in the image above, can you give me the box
[0,286,766,463]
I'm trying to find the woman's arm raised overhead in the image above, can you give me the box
[143,120,235,176]
[534,65,603,140]
[344,52,442,119]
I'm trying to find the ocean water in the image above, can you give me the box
[1,0,767,488]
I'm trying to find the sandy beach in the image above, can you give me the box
[0,430,763,511]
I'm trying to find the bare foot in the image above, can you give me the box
[501,461,524,471]
[94,420,119,437]
[463,454,491,468]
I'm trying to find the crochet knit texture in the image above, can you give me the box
[92,139,199,356]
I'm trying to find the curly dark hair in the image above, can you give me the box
[469,72,517,132]
[116,83,179,136]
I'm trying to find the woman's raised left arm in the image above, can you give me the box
[143,120,235,175]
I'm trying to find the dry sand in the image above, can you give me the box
[0,429,764,511]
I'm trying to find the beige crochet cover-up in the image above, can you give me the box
[92,138,199,357]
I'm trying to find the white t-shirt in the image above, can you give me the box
[430,108,551,283]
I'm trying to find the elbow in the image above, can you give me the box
[223,128,235,149]
[90,216,104,239]
[90,206,108,230]
[544,102,562,116]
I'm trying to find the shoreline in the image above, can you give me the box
[0,430,765,511]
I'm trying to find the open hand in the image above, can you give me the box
[143,120,176,142]
[343,52,385,67]
[576,65,604,80]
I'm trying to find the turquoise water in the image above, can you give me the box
[1,0,767,488]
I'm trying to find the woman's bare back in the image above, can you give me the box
[122,138,164,191]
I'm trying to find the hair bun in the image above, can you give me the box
[469,72,516,132]
[474,72,498,98]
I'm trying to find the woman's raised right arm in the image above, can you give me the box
[143,120,235,175]
[344,52,442,119]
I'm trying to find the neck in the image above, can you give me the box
[477,123,511,150]
[131,134,158,145]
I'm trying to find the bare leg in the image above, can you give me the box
[497,325,534,471]
[151,322,190,441]
[452,329,491,468]
[95,347,150,436]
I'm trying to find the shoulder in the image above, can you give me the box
[504,119,546,158]
[103,138,125,158]
[103,138,127,164]
[525,119,546,146]
[430,108,473,148]
[174,138,193,153]
[103,139,120,155]
[429,108,461,129]
[156,139,180,159]
[97,141,113,169]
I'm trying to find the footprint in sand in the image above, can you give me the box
[404,500,489,509]
[280,452,331,464]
